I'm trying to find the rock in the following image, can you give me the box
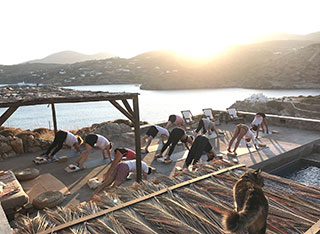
[1,153,8,160]
[118,123,132,133]
[0,142,13,154]
[96,123,122,136]
[10,137,24,154]
[0,134,8,142]
[27,146,42,153]
[0,129,16,137]
[6,151,16,158]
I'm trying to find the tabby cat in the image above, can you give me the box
[222,168,268,234]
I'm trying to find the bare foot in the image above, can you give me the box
[155,154,163,158]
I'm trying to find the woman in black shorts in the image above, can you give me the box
[141,125,169,153]
[43,130,83,160]
[76,133,113,168]
[155,128,193,162]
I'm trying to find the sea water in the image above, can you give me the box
[1,84,320,130]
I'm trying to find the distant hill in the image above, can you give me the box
[256,31,320,42]
[24,51,117,64]
[1,37,320,90]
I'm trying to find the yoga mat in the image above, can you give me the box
[54,151,80,160]
[33,151,81,165]
[206,132,225,139]
[83,158,111,169]
[221,147,258,156]
[157,150,189,163]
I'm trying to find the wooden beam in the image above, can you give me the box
[51,103,58,133]
[0,94,139,108]
[133,96,142,182]
[37,164,245,234]
[109,100,134,122]
[121,99,134,115]
[0,106,18,126]
[304,218,320,234]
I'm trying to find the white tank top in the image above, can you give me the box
[95,134,110,149]
[125,160,149,173]
[251,116,263,126]
[64,132,77,147]
[245,129,257,145]
[155,125,169,137]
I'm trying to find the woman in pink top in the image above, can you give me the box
[114,147,136,160]
[165,114,186,129]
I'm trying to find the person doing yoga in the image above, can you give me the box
[141,125,169,153]
[114,147,136,160]
[165,114,186,129]
[90,159,155,198]
[43,130,83,160]
[155,127,194,162]
[194,118,224,136]
[227,124,258,155]
[251,112,269,138]
[76,133,113,168]
[183,135,218,170]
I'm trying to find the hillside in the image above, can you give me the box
[24,51,116,64]
[0,40,320,89]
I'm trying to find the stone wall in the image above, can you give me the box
[0,119,140,160]
[0,127,51,160]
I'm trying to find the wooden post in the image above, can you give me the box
[0,106,18,126]
[304,218,320,234]
[121,99,134,115]
[133,96,142,182]
[110,100,134,122]
[51,103,57,133]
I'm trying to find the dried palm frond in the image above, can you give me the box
[131,199,201,234]
[150,174,179,186]
[13,213,52,234]
[113,209,158,234]
[109,215,131,234]
[156,194,223,234]
[86,219,116,234]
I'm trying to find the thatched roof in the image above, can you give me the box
[0,85,139,108]
[13,162,320,234]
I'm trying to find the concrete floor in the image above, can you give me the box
[1,121,320,209]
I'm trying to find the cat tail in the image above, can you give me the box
[222,209,250,232]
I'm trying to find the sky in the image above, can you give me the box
[1,0,320,65]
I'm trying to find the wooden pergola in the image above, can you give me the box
[0,86,143,181]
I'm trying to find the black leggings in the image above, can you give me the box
[195,120,207,134]
[185,136,212,167]
[160,128,184,156]
[45,131,67,156]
